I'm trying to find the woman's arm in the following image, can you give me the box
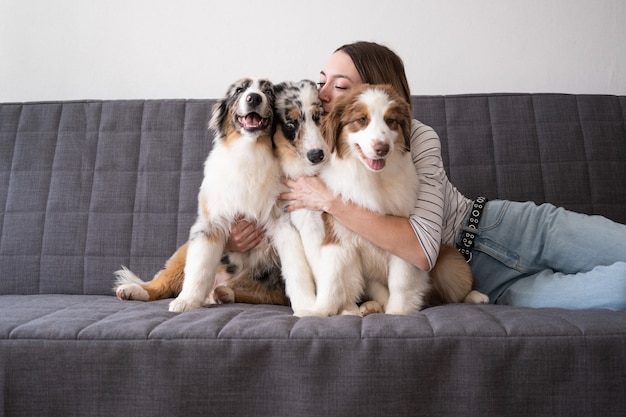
[281,175,431,271]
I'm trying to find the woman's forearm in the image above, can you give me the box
[282,176,430,270]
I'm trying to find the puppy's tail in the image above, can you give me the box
[114,266,145,287]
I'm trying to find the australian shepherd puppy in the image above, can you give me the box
[294,84,487,316]
[115,78,290,312]
[114,79,326,313]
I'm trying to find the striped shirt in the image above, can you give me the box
[408,120,472,270]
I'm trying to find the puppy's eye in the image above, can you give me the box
[264,89,274,97]
[386,118,398,129]
[312,111,321,124]
[283,122,297,140]
[235,87,244,94]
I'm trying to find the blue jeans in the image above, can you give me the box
[458,200,626,310]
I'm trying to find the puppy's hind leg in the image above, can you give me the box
[114,267,150,301]
[429,245,488,305]
[358,301,384,317]
[114,242,188,301]
[364,278,390,313]
[464,290,489,304]
[169,225,225,313]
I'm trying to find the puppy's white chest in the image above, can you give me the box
[200,142,281,217]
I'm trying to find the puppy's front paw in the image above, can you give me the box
[115,284,149,301]
[169,297,202,313]
[464,290,489,304]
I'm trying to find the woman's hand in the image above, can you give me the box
[280,176,336,213]
[225,216,264,252]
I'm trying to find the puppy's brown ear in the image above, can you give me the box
[210,79,252,142]
[384,85,412,152]
[321,100,345,154]
[208,95,229,141]
[397,99,412,152]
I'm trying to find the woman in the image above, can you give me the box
[231,41,626,310]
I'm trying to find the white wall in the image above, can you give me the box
[1,0,624,101]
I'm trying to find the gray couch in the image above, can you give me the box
[1,93,625,417]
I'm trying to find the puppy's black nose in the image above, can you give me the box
[246,93,263,106]
[307,149,325,164]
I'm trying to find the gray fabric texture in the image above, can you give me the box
[1,295,625,417]
[1,94,626,417]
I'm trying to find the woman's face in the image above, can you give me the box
[318,50,363,114]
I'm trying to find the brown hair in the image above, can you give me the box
[335,41,411,105]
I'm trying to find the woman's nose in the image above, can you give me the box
[318,84,329,101]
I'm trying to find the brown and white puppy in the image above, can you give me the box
[293,84,486,316]
[114,79,327,312]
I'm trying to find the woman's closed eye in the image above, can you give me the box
[318,82,349,91]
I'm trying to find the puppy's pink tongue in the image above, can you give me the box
[244,113,262,127]
[367,158,386,170]
[238,113,269,130]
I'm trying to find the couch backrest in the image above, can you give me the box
[412,94,626,221]
[0,100,215,294]
[1,94,625,295]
